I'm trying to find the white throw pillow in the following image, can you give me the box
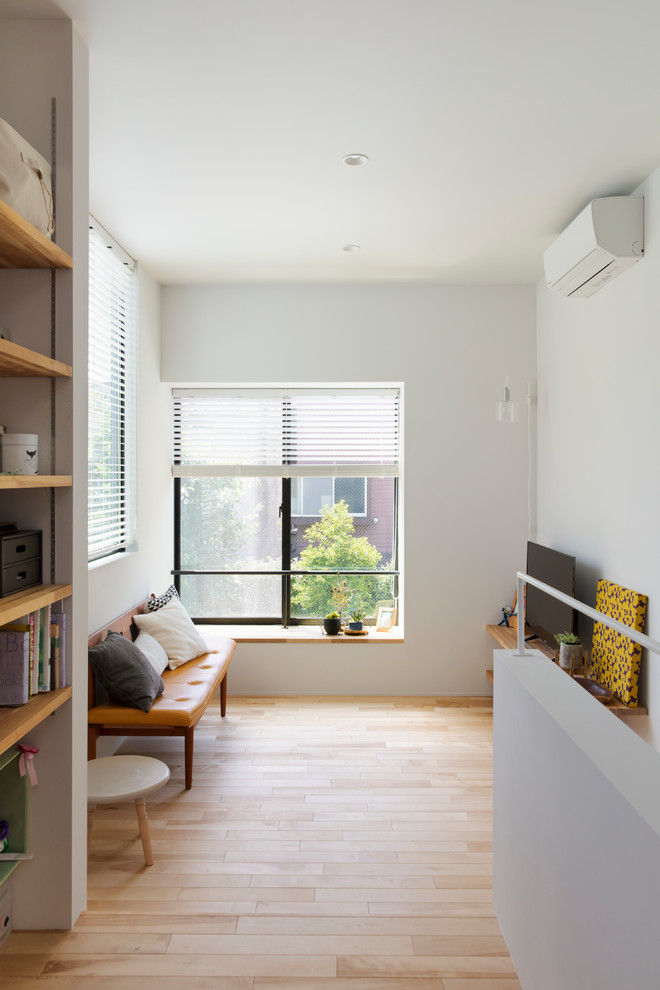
[133,598,208,669]
[134,631,169,676]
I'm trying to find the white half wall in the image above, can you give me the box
[493,651,660,990]
[162,284,536,695]
[537,168,660,738]
[88,265,173,632]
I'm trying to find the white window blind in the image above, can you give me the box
[88,217,137,561]
[172,387,400,478]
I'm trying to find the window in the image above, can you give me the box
[173,387,400,624]
[88,217,137,562]
[291,477,367,516]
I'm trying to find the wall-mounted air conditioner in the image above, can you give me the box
[543,196,644,298]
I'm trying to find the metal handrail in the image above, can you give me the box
[172,568,399,577]
[514,571,660,658]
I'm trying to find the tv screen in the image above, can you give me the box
[525,541,576,647]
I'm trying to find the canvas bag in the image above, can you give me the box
[0,117,54,237]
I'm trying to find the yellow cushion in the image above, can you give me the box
[591,580,647,707]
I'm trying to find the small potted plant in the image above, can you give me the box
[347,600,366,632]
[323,611,342,635]
[555,631,583,672]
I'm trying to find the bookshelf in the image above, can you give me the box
[0,107,76,929]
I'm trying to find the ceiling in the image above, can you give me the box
[3,0,660,285]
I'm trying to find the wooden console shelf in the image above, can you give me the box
[0,199,72,269]
[0,686,71,754]
[0,583,72,627]
[0,337,72,378]
[486,623,555,659]
[485,623,647,716]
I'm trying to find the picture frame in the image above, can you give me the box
[375,606,397,632]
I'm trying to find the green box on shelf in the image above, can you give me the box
[0,747,28,885]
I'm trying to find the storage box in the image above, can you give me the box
[0,529,41,569]
[0,527,41,598]
[0,556,42,598]
[1,434,38,475]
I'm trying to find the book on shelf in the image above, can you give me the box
[0,626,30,705]
[38,604,51,692]
[0,606,68,703]
[50,611,66,688]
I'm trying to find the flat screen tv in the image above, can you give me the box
[525,541,577,648]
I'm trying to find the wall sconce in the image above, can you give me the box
[496,376,531,423]
[496,375,534,540]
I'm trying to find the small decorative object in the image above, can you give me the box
[376,605,397,632]
[17,743,39,786]
[323,611,342,635]
[555,631,583,673]
[1,434,38,475]
[0,820,8,852]
[329,580,350,617]
[348,600,366,632]
[498,604,515,627]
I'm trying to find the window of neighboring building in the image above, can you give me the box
[291,476,367,517]
[87,217,137,562]
[172,386,400,624]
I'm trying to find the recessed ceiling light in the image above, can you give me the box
[342,244,361,253]
[342,154,369,167]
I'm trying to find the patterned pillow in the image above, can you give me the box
[146,584,180,612]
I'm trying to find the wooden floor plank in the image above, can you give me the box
[0,695,518,987]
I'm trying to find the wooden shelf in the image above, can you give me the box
[0,583,72,627]
[486,623,556,659]
[485,624,647,715]
[0,686,71,754]
[0,474,71,489]
[0,337,72,377]
[0,199,72,269]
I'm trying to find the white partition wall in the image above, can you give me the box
[493,652,660,990]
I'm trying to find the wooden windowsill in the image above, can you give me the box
[202,624,404,644]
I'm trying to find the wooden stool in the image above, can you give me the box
[87,755,170,866]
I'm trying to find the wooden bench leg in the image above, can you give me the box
[88,725,100,761]
[134,797,153,866]
[87,804,96,855]
[184,727,194,790]
[220,674,228,717]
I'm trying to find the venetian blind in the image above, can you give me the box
[172,387,400,478]
[88,217,137,561]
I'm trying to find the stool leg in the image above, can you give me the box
[135,797,153,866]
[87,804,96,855]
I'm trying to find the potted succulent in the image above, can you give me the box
[347,600,366,632]
[555,631,583,672]
[323,611,343,635]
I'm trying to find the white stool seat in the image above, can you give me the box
[88,755,170,803]
[87,755,170,866]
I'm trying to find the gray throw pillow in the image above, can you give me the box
[88,631,164,713]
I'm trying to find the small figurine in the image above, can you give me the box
[498,605,515,627]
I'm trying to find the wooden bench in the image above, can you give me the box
[88,601,235,789]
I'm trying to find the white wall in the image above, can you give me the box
[537,169,660,737]
[493,651,660,990]
[88,264,173,632]
[162,284,536,695]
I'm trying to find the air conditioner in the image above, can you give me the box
[543,196,644,298]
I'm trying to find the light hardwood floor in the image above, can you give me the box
[1,695,520,990]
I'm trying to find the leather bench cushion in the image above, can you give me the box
[88,638,235,730]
